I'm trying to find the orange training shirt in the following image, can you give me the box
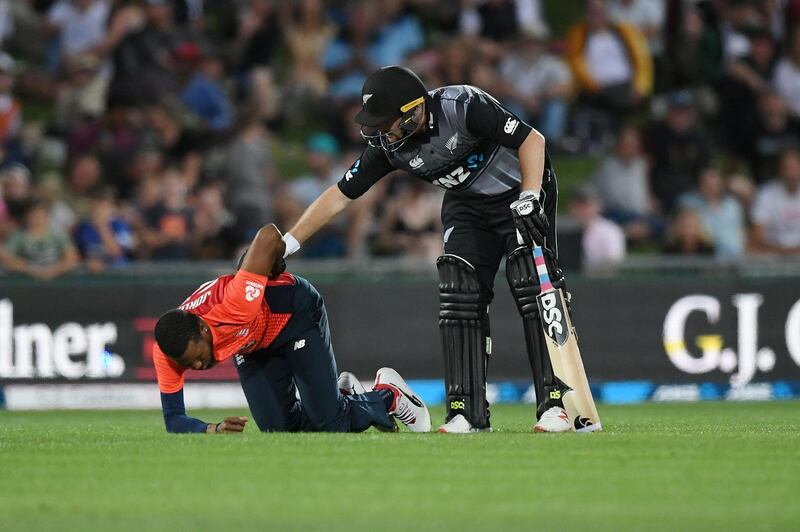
[153,270,295,393]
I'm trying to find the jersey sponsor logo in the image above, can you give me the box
[466,152,485,169]
[537,292,569,346]
[445,132,458,153]
[362,94,373,104]
[504,117,519,135]
[409,155,424,169]
[432,166,472,189]
[244,281,263,302]
[443,226,454,243]
[293,339,306,351]
[345,159,361,181]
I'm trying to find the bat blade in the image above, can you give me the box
[536,288,602,432]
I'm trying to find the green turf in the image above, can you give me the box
[1,402,798,531]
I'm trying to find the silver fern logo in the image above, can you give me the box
[409,155,424,169]
[445,133,458,153]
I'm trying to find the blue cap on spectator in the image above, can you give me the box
[666,90,694,109]
[307,133,340,158]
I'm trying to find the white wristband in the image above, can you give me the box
[282,233,300,258]
[519,189,540,201]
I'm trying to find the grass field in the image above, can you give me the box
[1,402,798,531]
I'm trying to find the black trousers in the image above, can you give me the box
[233,275,394,432]
[441,168,559,298]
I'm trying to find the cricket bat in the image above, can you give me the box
[532,245,602,432]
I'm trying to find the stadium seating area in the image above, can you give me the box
[0,0,799,280]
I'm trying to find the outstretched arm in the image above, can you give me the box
[161,390,248,434]
[283,184,352,255]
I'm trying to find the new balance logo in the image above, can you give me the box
[504,117,519,135]
[445,133,458,153]
[293,339,306,351]
[409,155,424,169]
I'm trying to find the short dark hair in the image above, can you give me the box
[154,309,202,360]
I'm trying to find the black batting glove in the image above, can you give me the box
[510,191,548,248]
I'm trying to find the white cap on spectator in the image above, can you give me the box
[0,51,15,74]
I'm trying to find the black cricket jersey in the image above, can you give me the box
[337,85,540,200]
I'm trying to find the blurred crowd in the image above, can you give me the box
[0,0,799,279]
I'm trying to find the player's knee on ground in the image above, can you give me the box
[437,254,491,428]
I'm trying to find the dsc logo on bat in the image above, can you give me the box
[539,292,569,346]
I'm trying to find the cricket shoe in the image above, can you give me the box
[337,371,366,396]
[534,406,571,433]
[373,367,431,433]
[436,414,492,433]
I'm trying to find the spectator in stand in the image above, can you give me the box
[773,25,800,118]
[499,29,573,141]
[144,101,203,186]
[375,178,443,261]
[277,133,348,258]
[568,184,626,267]
[420,36,476,90]
[73,186,135,272]
[173,41,233,132]
[323,1,421,99]
[663,207,716,255]
[592,125,662,242]
[283,0,336,106]
[0,0,13,47]
[138,168,193,260]
[566,0,654,115]
[109,0,184,105]
[62,153,102,222]
[719,26,779,157]
[224,112,274,244]
[229,0,282,123]
[374,0,425,65]
[608,0,666,59]
[0,164,32,228]
[678,167,746,258]
[751,147,800,254]
[45,0,111,70]
[67,101,141,194]
[0,52,21,149]
[54,54,107,132]
[232,0,282,73]
[460,0,519,41]
[190,181,236,260]
[644,90,711,213]
[749,90,800,184]
[0,198,79,280]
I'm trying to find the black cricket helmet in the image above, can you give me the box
[355,66,427,153]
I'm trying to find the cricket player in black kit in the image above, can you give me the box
[282,66,572,433]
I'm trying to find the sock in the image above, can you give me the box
[377,388,395,412]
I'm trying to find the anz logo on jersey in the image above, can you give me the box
[432,152,486,190]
